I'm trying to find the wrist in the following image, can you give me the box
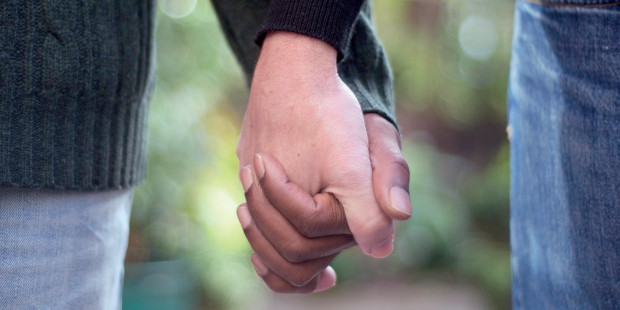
[260,31,338,75]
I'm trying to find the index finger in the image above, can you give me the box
[255,153,352,237]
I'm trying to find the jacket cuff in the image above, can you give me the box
[256,0,364,61]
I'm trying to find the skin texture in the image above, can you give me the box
[239,153,355,293]
[237,31,412,292]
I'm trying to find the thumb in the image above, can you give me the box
[325,141,395,258]
[333,169,394,258]
[365,114,412,221]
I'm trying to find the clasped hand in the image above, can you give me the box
[236,32,412,293]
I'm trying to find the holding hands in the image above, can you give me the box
[236,31,411,293]
[238,153,354,293]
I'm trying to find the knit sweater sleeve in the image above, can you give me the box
[255,0,364,61]
[211,0,396,129]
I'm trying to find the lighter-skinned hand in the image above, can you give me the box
[237,112,412,293]
[237,31,403,258]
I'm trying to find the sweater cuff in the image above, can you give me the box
[256,0,364,61]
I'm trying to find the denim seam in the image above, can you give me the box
[521,0,620,7]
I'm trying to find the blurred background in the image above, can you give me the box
[123,0,515,309]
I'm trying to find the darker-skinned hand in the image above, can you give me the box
[238,153,355,293]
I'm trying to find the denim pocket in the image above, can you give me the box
[522,0,620,6]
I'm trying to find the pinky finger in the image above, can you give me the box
[250,254,337,294]
[313,266,337,292]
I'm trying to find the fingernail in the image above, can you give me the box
[313,266,337,293]
[254,154,265,179]
[250,254,268,277]
[368,234,394,258]
[240,166,253,192]
[389,187,412,217]
[237,204,251,230]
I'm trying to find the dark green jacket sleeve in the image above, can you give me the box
[210,0,397,129]
[255,0,364,61]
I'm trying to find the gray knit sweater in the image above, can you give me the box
[0,0,394,191]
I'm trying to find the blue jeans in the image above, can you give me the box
[0,188,132,309]
[509,1,620,309]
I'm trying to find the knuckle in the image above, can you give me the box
[288,209,320,238]
[303,193,350,236]
[241,223,252,236]
[266,281,292,293]
[296,215,320,238]
[280,239,309,263]
[392,156,411,177]
[352,214,394,246]
[371,141,409,171]
[325,201,349,232]
[302,207,335,238]
[288,270,315,287]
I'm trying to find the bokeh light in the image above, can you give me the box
[459,15,498,61]
[160,0,197,19]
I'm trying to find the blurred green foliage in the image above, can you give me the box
[125,0,515,309]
